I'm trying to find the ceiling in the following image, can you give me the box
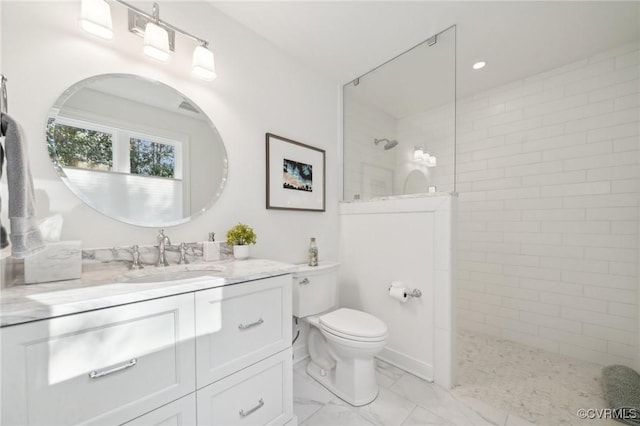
[211,1,639,104]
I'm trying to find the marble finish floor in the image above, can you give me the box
[294,331,619,426]
[293,359,532,426]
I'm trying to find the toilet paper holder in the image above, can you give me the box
[387,286,422,298]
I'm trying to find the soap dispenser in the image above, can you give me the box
[203,232,221,261]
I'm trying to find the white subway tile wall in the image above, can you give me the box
[457,41,639,366]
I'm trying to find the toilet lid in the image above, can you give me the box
[319,308,388,339]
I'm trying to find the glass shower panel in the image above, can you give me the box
[343,26,456,201]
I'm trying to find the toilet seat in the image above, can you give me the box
[319,308,387,342]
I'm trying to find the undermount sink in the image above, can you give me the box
[123,265,226,284]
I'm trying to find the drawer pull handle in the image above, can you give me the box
[239,398,264,417]
[300,277,310,285]
[89,358,137,379]
[238,318,264,330]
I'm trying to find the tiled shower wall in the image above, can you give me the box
[343,95,397,201]
[456,41,639,366]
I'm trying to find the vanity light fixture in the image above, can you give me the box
[143,21,170,62]
[192,44,217,81]
[473,61,487,70]
[80,0,113,40]
[79,0,217,81]
[413,147,437,167]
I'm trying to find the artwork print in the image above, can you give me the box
[266,132,325,211]
[283,158,313,192]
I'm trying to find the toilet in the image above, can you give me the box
[293,262,388,406]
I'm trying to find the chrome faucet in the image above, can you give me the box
[156,229,171,267]
[130,244,144,270]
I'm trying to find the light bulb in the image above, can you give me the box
[192,45,217,81]
[80,0,113,40]
[143,22,170,62]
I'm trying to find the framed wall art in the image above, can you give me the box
[266,133,325,211]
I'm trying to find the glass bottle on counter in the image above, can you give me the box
[308,237,318,267]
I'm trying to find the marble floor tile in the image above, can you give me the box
[375,359,405,389]
[355,387,416,426]
[389,371,493,425]
[454,395,509,426]
[301,400,374,426]
[401,406,455,426]
[389,373,441,408]
[505,413,537,426]
[293,361,336,423]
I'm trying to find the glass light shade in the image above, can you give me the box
[413,148,424,161]
[80,0,113,40]
[143,22,170,62]
[192,45,217,81]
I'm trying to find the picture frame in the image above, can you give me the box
[266,133,326,211]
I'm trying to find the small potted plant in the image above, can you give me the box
[226,223,257,260]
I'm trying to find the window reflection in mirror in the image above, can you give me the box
[47,74,227,227]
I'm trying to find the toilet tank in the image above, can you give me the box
[292,262,340,317]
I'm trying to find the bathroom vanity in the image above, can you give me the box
[0,259,295,426]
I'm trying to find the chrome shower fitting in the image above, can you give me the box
[374,138,399,150]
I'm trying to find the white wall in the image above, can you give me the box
[0,1,340,264]
[456,41,639,366]
[338,195,455,388]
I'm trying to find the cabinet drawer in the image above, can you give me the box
[124,393,196,426]
[1,293,195,425]
[197,349,293,426]
[195,275,292,386]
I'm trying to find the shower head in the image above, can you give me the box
[374,138,399,150]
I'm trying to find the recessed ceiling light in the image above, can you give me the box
[473,61,487,70]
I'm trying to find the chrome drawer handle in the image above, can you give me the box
[238,318,264,330]
[239,398,264,417]
[300,277,310,285]
[89,358,137,379]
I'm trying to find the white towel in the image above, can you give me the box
[1,112,45,258]
[0,141,8,249]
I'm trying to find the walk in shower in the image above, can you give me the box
[339,26,457,389]
[342,26,456,200]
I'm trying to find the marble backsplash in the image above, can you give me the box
[2,242,234,286]
[82,242,234,270]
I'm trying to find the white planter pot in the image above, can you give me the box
[233,245,250,260]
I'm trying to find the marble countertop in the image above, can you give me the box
[0,258,296,327]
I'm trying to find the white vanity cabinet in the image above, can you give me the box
[0,271,295,426]
[197,349,293,426]
[0,293,196,426]
[124,394,197,426]
[195,274,293,425]
[195,274,292,386]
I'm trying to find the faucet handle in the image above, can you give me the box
[129,244,144,270]
[177,242,189,265]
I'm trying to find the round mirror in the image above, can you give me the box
[46,74,227,227]
[403,170,429,195]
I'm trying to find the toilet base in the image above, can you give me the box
[306,360,379,407]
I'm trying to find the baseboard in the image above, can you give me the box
[377,347,434,382]
[293,344,309,365]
